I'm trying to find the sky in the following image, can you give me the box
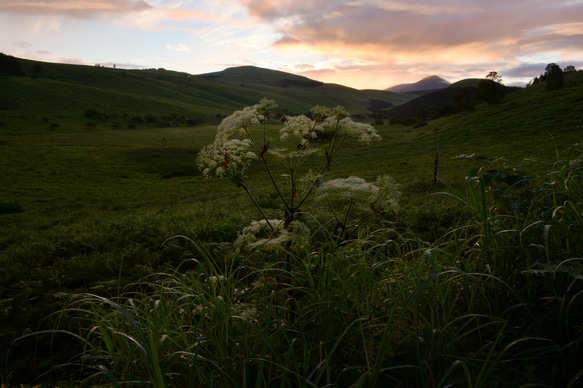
[1,0,583,90]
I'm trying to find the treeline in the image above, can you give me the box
[528,63,576,90]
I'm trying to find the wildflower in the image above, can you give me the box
[215,98,277,142]
[279,114,318,146]
[317,176,379,206]
[197,98,277,177]
[270,147,319,171]
[310,105,331,122]
[317,175,400,214]
[372,174,402,213]
[313,106,382,144]
[321,117,382,144]
[234,219,311,252]
[197,138,257,178]
[234,219,283,250]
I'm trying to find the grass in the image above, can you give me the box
[0,56,414,138]
[1,64,583,386]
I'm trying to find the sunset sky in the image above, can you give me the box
[1,0,582,89]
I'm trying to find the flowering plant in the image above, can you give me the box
[196,98,396,249]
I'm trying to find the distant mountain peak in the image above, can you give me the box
[386,75,450,93]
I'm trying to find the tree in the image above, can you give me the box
[564,65,576,73]
[486,71,503,84]
[474,79,506,105]
[545,63,563,91]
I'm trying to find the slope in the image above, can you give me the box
[414,70,583,164]
[386,75,451,93]
[386,78,522,120]
[0,56,415,135]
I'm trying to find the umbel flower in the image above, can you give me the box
[197,98,394,249]
[234,219,311,252]
[196,98,277,178]
[317,175,401,215]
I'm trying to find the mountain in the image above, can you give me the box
[386,75,451,94]
[0,54,416,134]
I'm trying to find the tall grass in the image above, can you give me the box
[10,144,581,386]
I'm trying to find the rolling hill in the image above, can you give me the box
[386,78,523,120]
[386,75,451,94]
[0,54,414,135]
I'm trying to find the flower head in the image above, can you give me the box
[279,114,318,146]
[198,98,276,177]
[317,175,400,214]
[197,138,257,177]
[234,219,311,252]
[215,98,277,143]
[317,116,382,144]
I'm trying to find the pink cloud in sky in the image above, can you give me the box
[243,0,583,87]
[1,0,582,89]
[0,0,151,18]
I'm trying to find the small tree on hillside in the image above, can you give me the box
[545,63,564,91]
[486,71,503,84]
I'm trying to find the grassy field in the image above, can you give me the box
[1,59,583,386]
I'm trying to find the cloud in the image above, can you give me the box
[12,40,32,48]
[166,43,190,52]
[0,0,151,18]
[245,0,583,77]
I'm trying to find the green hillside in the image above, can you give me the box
[0,55,413,135]
[433,70,583,150]
[386,78,522,120]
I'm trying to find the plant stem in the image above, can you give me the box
[242,126,291,213]
[239,181,275,231]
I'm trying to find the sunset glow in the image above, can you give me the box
[1,0,582,89]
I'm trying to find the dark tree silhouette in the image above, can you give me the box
[486,71,503,84]
[545,63,563,91]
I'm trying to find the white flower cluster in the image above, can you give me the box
[372,174,402,212]
[197,138,257,178]
[278,105,382,147]
[234,219,311,252]
[317,174,401,214]
[319,116,382,144]
[279,115,318,146]
[196,98,277,177]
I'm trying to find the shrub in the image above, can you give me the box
[83,109,105,120]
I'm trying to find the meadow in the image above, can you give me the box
[0,60,583,386]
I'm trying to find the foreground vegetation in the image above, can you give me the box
[1,60,582,386]
[4,139,582,387]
